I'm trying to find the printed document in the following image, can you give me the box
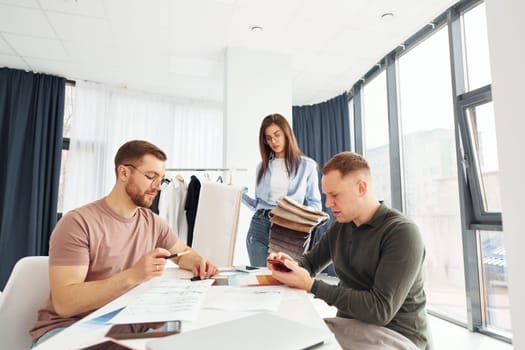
[110,279,214,323]
[204,285,284,312]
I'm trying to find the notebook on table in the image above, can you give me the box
[146,312,331,350]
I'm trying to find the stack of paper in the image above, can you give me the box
[204,286,284,312]
[109,279,214,323]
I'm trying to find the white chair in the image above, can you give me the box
[0,256,49,350]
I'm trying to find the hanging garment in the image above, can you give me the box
[184,175,201,246]
[149,190,161,214]
[158,179,188,244]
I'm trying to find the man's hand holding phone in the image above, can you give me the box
[266,252,315,292]
[266,258,292,272]
[266,252,294,272]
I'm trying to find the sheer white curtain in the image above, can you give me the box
[63,81,223,212]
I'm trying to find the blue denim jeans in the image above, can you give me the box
[246,209,272,267]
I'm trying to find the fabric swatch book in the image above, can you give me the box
[269,196,329,258]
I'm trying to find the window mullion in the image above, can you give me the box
[448,6,484,332]
[386,54,403,212]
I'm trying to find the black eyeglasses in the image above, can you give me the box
[123,164,171,189]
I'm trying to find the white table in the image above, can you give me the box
[34,268,340,349]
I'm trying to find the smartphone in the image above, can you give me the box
[234,265,263,273]
[267,258,292,272]
[78,340,132,350]
[105,320,181,340]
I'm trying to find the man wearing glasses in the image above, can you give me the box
[30,140,218,346]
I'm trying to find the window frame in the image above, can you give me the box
[457,85,502,228]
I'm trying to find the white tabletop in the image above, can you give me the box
[34,267,340,350]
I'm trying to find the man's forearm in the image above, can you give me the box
[176,250,201,271]
[52,269,141,318]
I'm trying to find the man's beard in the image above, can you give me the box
[125,182,156,208]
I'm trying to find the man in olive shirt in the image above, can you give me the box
[268,152,428,349]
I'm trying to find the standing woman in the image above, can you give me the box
[242,113,322,267]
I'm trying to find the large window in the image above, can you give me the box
[398,26,467,322]
[362,71,391,206]
[60,83,224,212]
[347,0,510,342]
[458,2,508,335]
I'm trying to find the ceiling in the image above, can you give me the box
[0,0,458,106]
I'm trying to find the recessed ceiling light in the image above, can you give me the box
[250,25,263,33]
[381,12,394,20]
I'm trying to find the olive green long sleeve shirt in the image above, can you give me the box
[298,203,428,349]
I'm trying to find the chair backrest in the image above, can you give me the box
[0,256,49,350]
[192,183,243,266]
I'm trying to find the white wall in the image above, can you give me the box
[485,0,525,347]
[223,47,292,265]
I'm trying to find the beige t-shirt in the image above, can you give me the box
[30,198,178,339]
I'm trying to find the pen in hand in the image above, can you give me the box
[164,250,191,260]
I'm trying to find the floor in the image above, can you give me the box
[429,316,512,350]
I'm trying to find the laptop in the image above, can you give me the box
[146,312,332,350]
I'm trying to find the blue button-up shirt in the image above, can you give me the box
[242,155,322,211]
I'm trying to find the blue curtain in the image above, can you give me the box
[293,92,351,169]
[0,68,65,289]
[293,92,351,275]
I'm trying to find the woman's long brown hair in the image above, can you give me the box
[256,113,303,184]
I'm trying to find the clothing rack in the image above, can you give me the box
[165,168,247,171]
